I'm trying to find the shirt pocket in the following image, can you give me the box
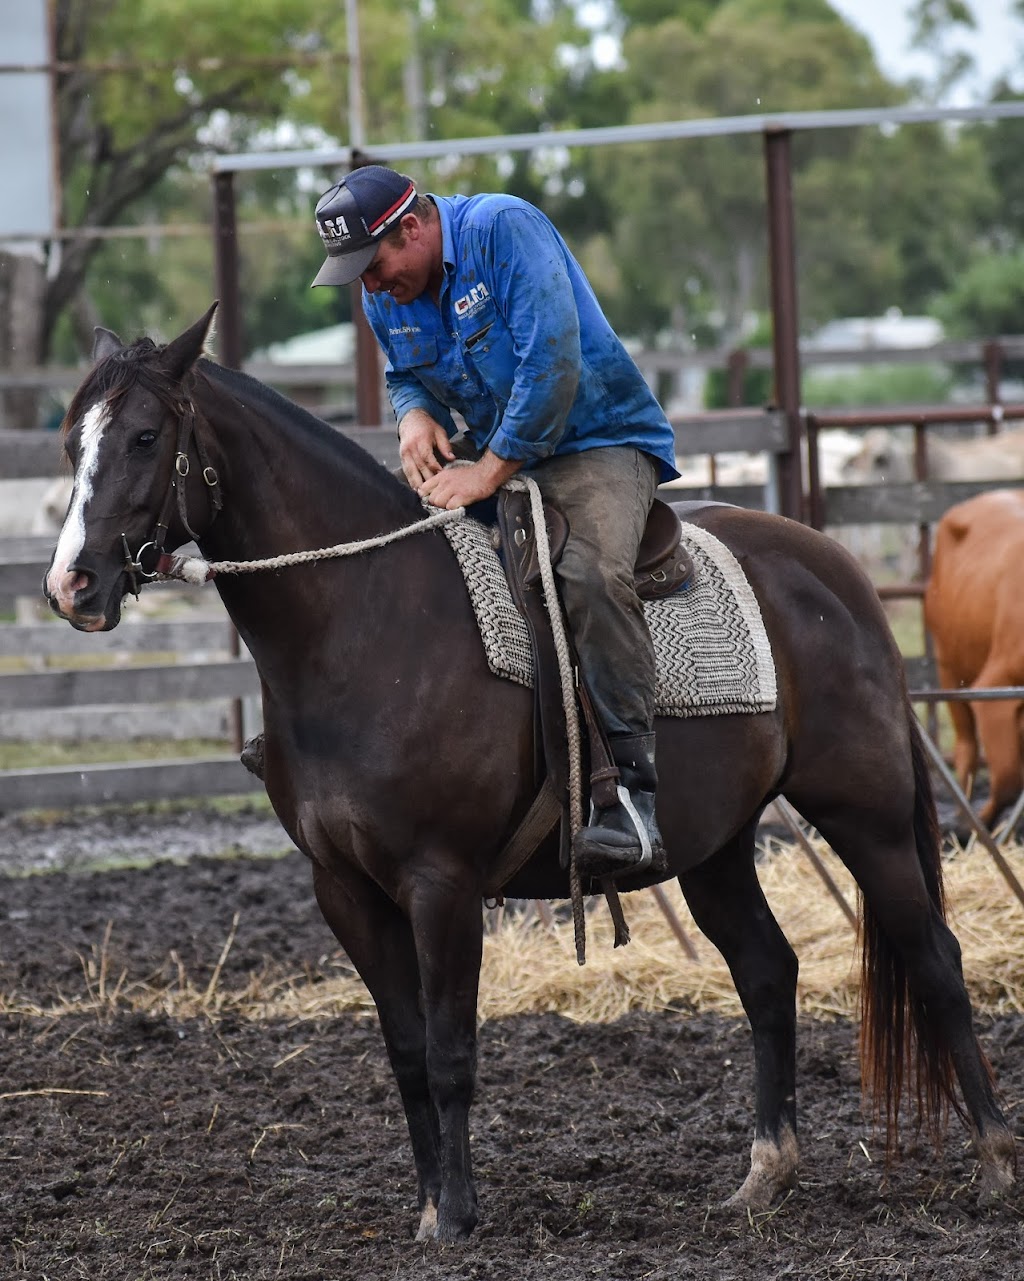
[459,299,499,356]
[388,334,438,370]
[459,301,514,397]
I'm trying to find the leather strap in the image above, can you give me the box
[483,778,562,898]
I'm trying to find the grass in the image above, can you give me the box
[7,789,276,829]
[0,736,233,770]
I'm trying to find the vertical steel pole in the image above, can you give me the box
[211,168,245,754]
[983,339,1003,426]
[805,415,824,530]
[344,0,382,425]
[345,0,366,151]
[347,151,383,426]
[763,128,805,523]
[352,288,382,425]
[212,171,243,370]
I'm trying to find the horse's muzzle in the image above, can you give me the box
[43,564,124,632]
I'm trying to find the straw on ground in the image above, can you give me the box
[3,837,1023,1024]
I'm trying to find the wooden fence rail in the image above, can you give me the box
[0,407,1010,817]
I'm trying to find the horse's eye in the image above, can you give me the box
[136,430,158,449]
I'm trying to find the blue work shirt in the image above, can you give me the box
[362,193,680,482]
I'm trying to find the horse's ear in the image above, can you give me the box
[92,327,123,364]
[158,302,219,381]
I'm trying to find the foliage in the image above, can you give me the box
[905,0,979,102]
[932,249,1024,380]
[43,0,340,355]
[581,0,910,340]
[933,249,1024,336]
[34,0,594,360]
[702,316,773,409]
[802,362,954,408]
[963,92,1024,243]
[8,0,1024,374]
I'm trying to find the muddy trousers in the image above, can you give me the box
[530,445,660,738]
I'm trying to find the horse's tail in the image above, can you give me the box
[858,703,964,1149]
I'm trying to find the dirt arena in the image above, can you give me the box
[1,810,1023,1280]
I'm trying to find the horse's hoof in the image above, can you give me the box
[724,1181,776,1214]
[726,1132,800,1213]
[414,1200,438,1242]
[976,1130,1017,1206]
[432,1198,478,1244]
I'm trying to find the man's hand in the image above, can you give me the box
[420,449,522,510]
[398,409,456,488]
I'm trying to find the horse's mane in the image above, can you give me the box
[62,336,419,513]
[201,360,352,453]
[200,360,419,509]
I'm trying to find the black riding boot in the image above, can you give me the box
[573,732,666,880]
[240,732,265,781]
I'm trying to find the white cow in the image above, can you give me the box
[31,475,74,534]
[669,428,866,489]
[842,425,1024,485]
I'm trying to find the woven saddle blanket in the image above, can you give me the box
[442,517,777,718]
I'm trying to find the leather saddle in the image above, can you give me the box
[502,493,693,604]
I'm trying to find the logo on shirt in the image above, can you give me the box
[454,282,490,316]
[388,325,422,335]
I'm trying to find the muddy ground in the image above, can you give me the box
[0,806,1022,1280]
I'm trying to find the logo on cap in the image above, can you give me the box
[319,215,351,244]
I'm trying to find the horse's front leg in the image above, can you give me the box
[310,862,443,1240]
[407,870,485,1243]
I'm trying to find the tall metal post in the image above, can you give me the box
[210,168,245,753]
[763,128,805,522]
[345,0,366,152]
[344,0,382,425]
[347,144,382,426]
[212,170,243,370]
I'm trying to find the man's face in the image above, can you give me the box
[359,219,432,304]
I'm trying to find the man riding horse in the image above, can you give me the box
[309,165,680,882]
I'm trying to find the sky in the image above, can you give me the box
[829,0,1022,102]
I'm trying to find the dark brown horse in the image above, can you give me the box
[44,308,1015,1243]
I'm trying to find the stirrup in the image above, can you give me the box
[573,786,664,880]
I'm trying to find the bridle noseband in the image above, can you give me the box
[121,398,223,597]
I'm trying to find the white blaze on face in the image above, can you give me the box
[47,399,112,605]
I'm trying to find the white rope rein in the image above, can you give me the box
[505,476,588,960]
[159,504,466,584]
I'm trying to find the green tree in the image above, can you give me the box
[1,0,593,421]
[576,0,995,346]
[933,250,1024,335]
[581,0,903,341]
[906,0,978,103]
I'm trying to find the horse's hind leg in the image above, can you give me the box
[799,765,1016,1201]
[678,818,800,1210]
[311,862,443,1241]
[827,829,1013,1196]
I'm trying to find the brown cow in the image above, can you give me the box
[924,488,1024,826]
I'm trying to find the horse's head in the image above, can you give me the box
[44,304,219,631]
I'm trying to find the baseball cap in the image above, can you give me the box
[311,166,419,287]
